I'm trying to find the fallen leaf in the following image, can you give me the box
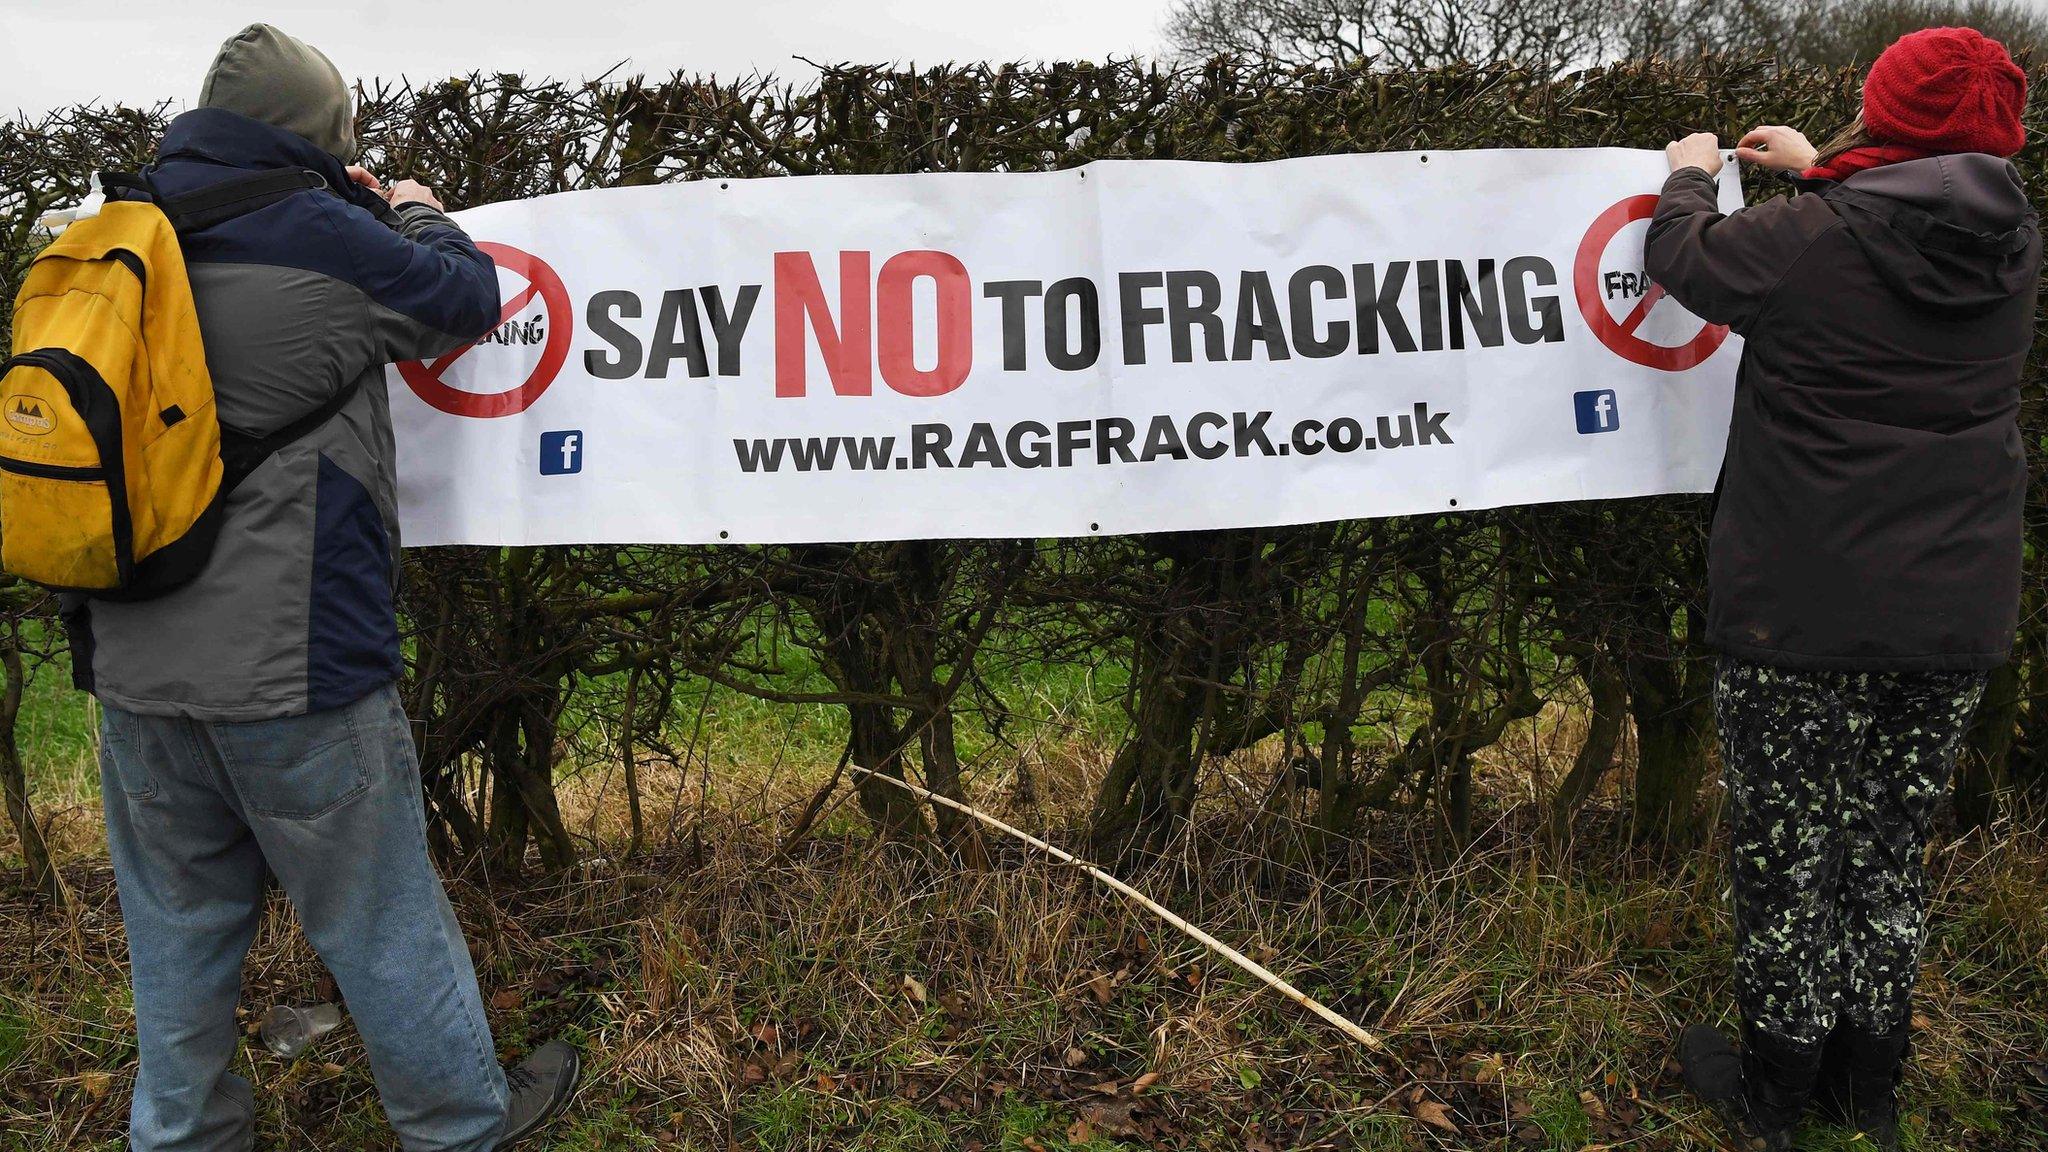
[488,989,523,1012]
[1640,916,1675,949]
[1578,1090,1608,1121]
[1410,1097,1458,1134]
[1081,1100,1143,1137]
[1086,971,1114,1004]
[902,975,928,1005]
[750,1019,779,1047]
[1064,1046,1090,1068]
[1132,1071,1162,1094]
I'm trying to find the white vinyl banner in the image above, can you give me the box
[387,148,1745,545]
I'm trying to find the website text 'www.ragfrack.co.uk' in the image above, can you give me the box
[732,402,1453,473]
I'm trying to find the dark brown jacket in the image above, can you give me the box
[1647,156,2039,671]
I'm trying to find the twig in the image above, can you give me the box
[847,764,1388,1053]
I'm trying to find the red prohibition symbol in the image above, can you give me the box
[1573,194,1730,372]
[399,242,572,418]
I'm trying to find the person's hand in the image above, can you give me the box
[1665,132,1725,177]
[1734,125,1818,173]
[387,179,444,212]
[344,165,386,198]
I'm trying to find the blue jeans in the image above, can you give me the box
[98,684,507,1151]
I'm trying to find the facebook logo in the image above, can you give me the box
[1573,390,1620,435]
[539,430,584,475]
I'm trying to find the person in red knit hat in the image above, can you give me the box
[1642,24,2039,1152]
[1742,25,2028,182]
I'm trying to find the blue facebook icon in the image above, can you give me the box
[1573,390,1620,435]
[540,430,584,475]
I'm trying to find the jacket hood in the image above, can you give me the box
[1822,153,2039,315]
[197,24,355,162]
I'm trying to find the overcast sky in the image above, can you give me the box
[0,0,1171,116]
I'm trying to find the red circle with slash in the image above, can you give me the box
[398,242,571,418]
[1573,194,1730,372]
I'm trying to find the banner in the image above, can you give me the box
[387,148,1745,545]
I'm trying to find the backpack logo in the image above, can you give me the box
[4,395,54,436]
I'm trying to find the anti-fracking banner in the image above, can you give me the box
[386,148,1746,545]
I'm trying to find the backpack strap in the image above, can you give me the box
[96,167,357,491]
[97,167,329,234]
[217,379,364,494]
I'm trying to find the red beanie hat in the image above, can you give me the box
[1863,27,2028,157]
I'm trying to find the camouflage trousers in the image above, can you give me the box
[1713,658,1987,1050]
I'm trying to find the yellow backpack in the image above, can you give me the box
[0,167,342,598]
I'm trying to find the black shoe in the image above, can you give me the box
[1815,1020,1907,1151]
[1679,1024,1776,1151]
[499,1040,581,1148]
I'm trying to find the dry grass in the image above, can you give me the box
[1,702,2045,1151]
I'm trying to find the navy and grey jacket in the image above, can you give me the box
[72,108,498,720]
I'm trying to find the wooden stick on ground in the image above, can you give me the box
[847,765,1387,1053]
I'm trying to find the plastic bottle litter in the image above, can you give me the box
[33,178,106,239]
[258,1002,343,1059]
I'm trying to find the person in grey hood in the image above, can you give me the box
[1644,26,2039,1152]
[77,25,580,1151]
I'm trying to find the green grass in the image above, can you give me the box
[16,642,96,806]
[1528,1084,1592,1148]
[735,1084,968,1151]
[0,1001,29,1071]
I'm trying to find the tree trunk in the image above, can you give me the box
[620,664,646,857]
[1956,661,2020,831]
[1089,612,1204,860]
[1547,651,1627,845]
[1627,644,1716,846]
[518,697,579,871]
[0,642,59,904]
[486,709,529,873]
[889,541,987,864]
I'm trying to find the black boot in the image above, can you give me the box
[1741,1024,1824,1146]
[1815,1025,1853,1122]
[1815,1019,1909,1150]
[1680,1024,1774,1150]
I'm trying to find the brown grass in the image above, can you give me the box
[1,709,2044,1151]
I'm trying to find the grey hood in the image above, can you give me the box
[1823,154,2040,316]
[198,24,356,162]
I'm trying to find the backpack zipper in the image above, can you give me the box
[0,457,104,481]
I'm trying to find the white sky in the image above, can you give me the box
[0,0,1171,116]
